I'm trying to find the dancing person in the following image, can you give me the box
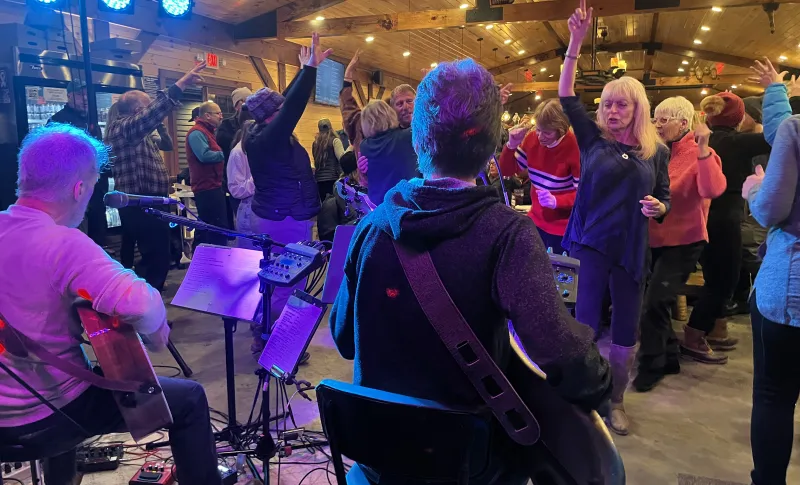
[313,118,344,200]
[106,62,207,291]
[241,33,331,357]
[635,97,726,392]
[682,91,772,360]
[317,149,362,242]
[358,100,419,205]
[559,0,671,435]
[216,87,253,163]
[226,120,255,232]
[331,59,610,484]
[0,123,222,485]
[499,99,580,254]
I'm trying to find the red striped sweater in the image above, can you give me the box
[499,130,581,236]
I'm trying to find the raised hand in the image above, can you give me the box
[748,57,787,88]
[787,74,800,98]
[567,0,593,42]
[536,189,557,209]
[742,164,765,200]
[345,50,361,82]
[176,61,206,90]
[507,115,532,148]
[694,122,712,157]
[500,83,513,105]
[299,45,311,67]
[640,195,666,218]
[306,32,333,68]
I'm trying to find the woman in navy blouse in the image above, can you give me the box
[560,0,671,437]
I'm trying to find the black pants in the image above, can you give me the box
[537,227,567,255]
[84,175,109,247]
[318,179,336,201]
[119,205,171,291]
[194,187,230,247]
[639,242,705,369]
[688,209,743,333]
[572,244,644,346]
[0,378,221,485]
[750,292,800,485]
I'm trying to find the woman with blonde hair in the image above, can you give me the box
[635,96,727,392]
[499,98,580,254]
[358,99,418,205]
[559,0,671,436]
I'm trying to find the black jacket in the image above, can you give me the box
[359,127,418,205]
[708,126,771,215]
[216,116,239,163]
[330,178,610,411]
[244,67,320,221]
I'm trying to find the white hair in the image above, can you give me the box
[17,123,108,202]
[655,96,697,131]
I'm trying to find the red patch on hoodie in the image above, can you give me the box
[386,288,400,299]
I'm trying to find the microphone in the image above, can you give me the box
[103,191,178,209]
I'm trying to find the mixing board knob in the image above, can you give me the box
[562,289,570,298]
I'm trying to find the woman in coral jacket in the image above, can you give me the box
[635,96,727,393]
[498,98,581,254]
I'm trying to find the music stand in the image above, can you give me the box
[321,225,357,304]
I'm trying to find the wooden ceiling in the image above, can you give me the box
[191,0,800,102]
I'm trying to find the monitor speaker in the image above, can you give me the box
[371,70,384,86]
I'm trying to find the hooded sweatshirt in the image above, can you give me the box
[358,127,419,205]
[330,178,611,412]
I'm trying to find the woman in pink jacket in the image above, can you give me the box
[635,96,727,392]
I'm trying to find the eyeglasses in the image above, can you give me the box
[651,116,676,126]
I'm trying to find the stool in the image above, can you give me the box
[1,433,88,485]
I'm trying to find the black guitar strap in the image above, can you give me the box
[391,239,540,446]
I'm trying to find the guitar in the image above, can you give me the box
[335,178,376,219]
[507,326,625,484]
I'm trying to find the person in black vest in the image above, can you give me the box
[186,101,228,247]
[313,118,344,200]
[48,80,108,247]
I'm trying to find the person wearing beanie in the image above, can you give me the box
[312,118,344,200]
[240,33,332,358]
[681,92,771,363]
[216,86,253,162]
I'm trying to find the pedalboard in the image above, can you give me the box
[129,461,174,485]
[259,242,326,287]
[76,443,124,473]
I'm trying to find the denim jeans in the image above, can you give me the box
[0,378,222,485]
[750,292,800,485]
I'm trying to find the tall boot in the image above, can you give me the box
[680,326,728,364]
[607,344,636,436]
[707,318,738,351]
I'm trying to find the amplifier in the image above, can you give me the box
[259,243,326,287]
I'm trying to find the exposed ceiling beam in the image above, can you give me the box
[278,0,347,22]
[280,0,800,38]
[236,0,346,39]
[643,13,659,77]
[542,20,566,49]
[489,42,644,76]
[509,73,758,92]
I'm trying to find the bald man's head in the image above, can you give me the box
[118,90,151,116]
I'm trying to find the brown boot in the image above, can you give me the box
[680,326,728,364]
[606,344,636,436]
[707,318,738,351]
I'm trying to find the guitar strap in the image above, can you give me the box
[391,239,540,446]
[0,311,145,394]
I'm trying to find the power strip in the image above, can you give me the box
[2,462,33,484]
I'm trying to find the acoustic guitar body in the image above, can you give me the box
[508,326,625,485]
[76,306,173,442]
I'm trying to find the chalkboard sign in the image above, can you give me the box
[143,76,160,98]
[314,59,344,107]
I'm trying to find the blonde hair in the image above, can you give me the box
[390,84,416,105]
[654,96,696,131]
[361,100,399,138]
[598,76,661,160]
[533,99,570,138]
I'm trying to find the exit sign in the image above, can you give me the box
[205,52,219,69]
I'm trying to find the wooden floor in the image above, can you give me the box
[38,269,800,484]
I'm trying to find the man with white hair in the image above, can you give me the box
[106,62,206,291]
[0,123,222,485]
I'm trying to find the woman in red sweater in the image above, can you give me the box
[499,99,581,254]
[634,96,727,392]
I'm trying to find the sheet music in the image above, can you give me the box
[171,245,264,321]
[258,293,324,376]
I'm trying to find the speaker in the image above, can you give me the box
[371,70,384,86]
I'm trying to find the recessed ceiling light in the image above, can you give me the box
[403,51,410,57]
[780,55,788,61]
[486,24,494,30]
[478,23,484,26]
[549,74,554,78]
[504,39,512,45]
[701,88,708,94]
[535,94,542,100]
[365,36,374,42]
[682,60,689,65]
[540,67,546,72]
[430,62,437,68]
[701,26,710,31]
[315,16,325,21]
[711,6,722,12]
[693,39,702,44]
[518,49,525,54]
[678,67,685,72]
[459,3,469,8]
[731,84,738,89]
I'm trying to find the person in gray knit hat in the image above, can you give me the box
[239,33,332,359]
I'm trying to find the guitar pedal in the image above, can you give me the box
[129,461,174,485]
[259,243,326,287]
[549,252,580,306]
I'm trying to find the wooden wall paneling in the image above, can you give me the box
[249,56,277,90]
[352,81,367,106]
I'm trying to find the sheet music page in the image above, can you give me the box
[171,245,264,321]
[258,294,324,376]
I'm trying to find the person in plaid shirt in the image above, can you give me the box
[106,62,206,291]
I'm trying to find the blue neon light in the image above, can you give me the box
[101,0,132,10]
[161,0,191,17]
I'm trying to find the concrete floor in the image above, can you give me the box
[69,269,799,485]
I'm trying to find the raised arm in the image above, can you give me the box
[749,57,794,146]
[499,117,532,177]
[155,123,173,151]
[339,50,364,146]
[694,123,727,199]
[559,0,592,99]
